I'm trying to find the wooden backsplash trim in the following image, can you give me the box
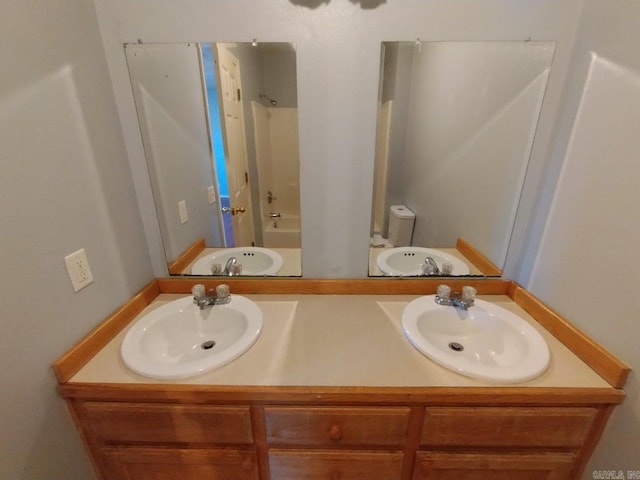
[456,237,503,276]
[58,383,625,405]
[52,280,160,383]
[508,283,631,389]
[157,277,511,295]
[168,237,205,275]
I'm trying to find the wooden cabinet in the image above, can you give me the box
[74,402,258,480]
[269,450,404,480]
[264,406,409,447]
[414,407,598,480]
[67,397,612,480]
[82,402,253,445]
[264,406,408,479]
[413,452,575,480]
[102,447,258,480]
[420,407,597,448]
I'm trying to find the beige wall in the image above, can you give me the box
[523,1,640,474]
[0,0,153,478]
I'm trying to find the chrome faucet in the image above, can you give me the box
[192,284,231,310]
[209,257,242,276]
[422,257,453,276]
[423,257,441,275]
[266,212,281,218]
[434,284,477,311]
[224,257,237,275]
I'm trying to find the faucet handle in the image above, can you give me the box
[210,263,223,275]
[215,284,230,300]
[462,286,477,302]
[436,284,451,299]
[441,262,453,275]
[192,284,206,298]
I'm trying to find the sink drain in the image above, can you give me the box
[448,342,464,352]
[201,340,216,350]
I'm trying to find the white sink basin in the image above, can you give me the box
[377,247,470,276]
[402,296,550,383]
[191,247,283,276]
[121,295,263,379]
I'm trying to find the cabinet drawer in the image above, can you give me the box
[421,407,597,448]
[265,406,410,447]
[413,451,575,480]
[102,447,258,480]
[82,402,253,445]
[269,449,404,480]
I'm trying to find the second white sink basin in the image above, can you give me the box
[191,247,283,276]
[402,295,550,383]
[377,247,470,276]
[121,295,263,379]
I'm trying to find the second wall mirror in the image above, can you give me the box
[370,41,555,277]
[126,42,301,277]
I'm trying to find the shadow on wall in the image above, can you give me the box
[289,0,386,9]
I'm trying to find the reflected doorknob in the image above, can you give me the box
[221,206,246,216]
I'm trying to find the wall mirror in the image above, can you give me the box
[370,41,555,278]
[126,42,301,277]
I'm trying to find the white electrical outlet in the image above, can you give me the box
[178,200,188,224]
[64,248,94,292]
[207,186,216,205]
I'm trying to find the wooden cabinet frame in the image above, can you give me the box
[54,279,630,480]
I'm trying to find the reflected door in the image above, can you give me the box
[217,45,255,247]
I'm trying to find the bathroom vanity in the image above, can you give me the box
[54,279,629,480]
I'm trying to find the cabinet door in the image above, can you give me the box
[414,452,575,480]
[101,447,258,480]
[269,449,404,480]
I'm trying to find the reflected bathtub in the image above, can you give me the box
[263,215,301,248]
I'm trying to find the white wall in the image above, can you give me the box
[523,1,640,474]
[96,0,584,277]
[395,42,553,267]
[0,0,153,478]
[126,43,223,261]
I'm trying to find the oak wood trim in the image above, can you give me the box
[52,280,160,383]
[570,405,616,480]
[250,406,270,480]
[168,237,206,275]
[402,406,426,480]
[58,384,626,406]
[67,399,109,480]
[157,277,511,295]
[508,283,631,389]
[456,237,503,276]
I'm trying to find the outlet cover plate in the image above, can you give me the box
[64,248,94,292]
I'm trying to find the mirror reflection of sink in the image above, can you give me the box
[191,247,283,276]
[377,247,470,276]
[402,295,550,383]
[121,295,263,380]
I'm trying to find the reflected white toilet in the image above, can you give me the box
[388,204,415,246]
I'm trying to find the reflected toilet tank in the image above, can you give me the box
[388,204,415,246]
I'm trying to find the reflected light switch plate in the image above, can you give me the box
[207,186,216,205]
[178,200,188,224]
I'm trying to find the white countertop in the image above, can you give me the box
[71,293,611,389]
